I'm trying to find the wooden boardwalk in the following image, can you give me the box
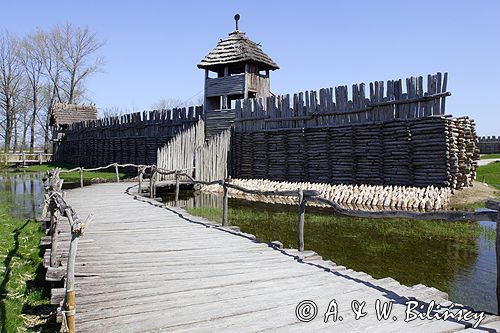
[59,183,499,332]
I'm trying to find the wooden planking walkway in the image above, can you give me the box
[60,183,499,332]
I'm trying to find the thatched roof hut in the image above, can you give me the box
[198,31,279,72]
[50,103,98,127]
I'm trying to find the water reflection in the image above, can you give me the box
[164,190,496,314]
[0,170,45,219]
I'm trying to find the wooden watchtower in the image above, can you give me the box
[198,14,279,137]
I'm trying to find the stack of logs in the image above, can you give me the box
[232,116,478,190]
[201,178,453,211]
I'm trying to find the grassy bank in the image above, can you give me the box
[476,161,500,190]
[0,195,56,332]
[22,163,126,186]
[481,154,500,160]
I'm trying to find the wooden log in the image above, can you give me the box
[79,168,83,188]
[297,188,305,252]
[115,163,120,183]
[138,167,143,194]
[222,179,229,226]
[175,171,180,206]
[149,169,155,198]
[490,201,500,315]
[65,289,76,333]
[49,212,59,268]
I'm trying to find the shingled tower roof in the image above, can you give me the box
[50,103,98,127]
[198,30,279,71]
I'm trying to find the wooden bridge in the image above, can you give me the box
[43,179,500,332]
[1,151,52,165]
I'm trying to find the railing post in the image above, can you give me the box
[79,167,84,188]
[114,163,120,183]
[64,208,78,333]
[149,167,155,198]
[222,178,229,226]
[496,204,500,315]
[38,152,42,165]
[49,207,59,267]
[175,170,180,206]
[297,188,305,252]
[138,166,143,194]
[22,152,26,166]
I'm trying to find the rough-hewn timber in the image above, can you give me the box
[49,182,499,332]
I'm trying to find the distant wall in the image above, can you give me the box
[55,106,203,167]
[478,136,500,154]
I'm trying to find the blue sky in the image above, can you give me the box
[2,0,499,135]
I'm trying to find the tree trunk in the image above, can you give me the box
[30,93,38,153]
[13,115,18,152]
[4,112,11,152]
[44,105,52,153]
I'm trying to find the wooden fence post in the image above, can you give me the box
[495,204,500,315]
[297,188,305,252]
[79,168,84,188]
[175,170,180,206]
[149,168,155,198]
[114,163,120,183]
[38,152,42,165]
[138,167,143,194]
[64,208,77,333]
[222,179,229,226]
[49,208,59,267]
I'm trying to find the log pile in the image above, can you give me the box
[201,178,453,211]
[232,116,478,190]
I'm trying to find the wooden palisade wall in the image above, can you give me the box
[55,107,203,167]
[232,73,479,189]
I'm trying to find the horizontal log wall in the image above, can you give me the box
[478,136,500,154]
[55,106,203,167]
[232,116,478,190]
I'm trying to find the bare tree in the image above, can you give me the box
[0,25,105,152]
[57,23,105,104]
[0,32,23,152]
[151,98,186,110]
[20,31,45,152]
[36,24,104,151]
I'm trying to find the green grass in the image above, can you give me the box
[480,153,500,160]
[23,163,126,185]
[476,161,500,189]
[0,195,56,332]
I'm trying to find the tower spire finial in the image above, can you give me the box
[234,14,240,31]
